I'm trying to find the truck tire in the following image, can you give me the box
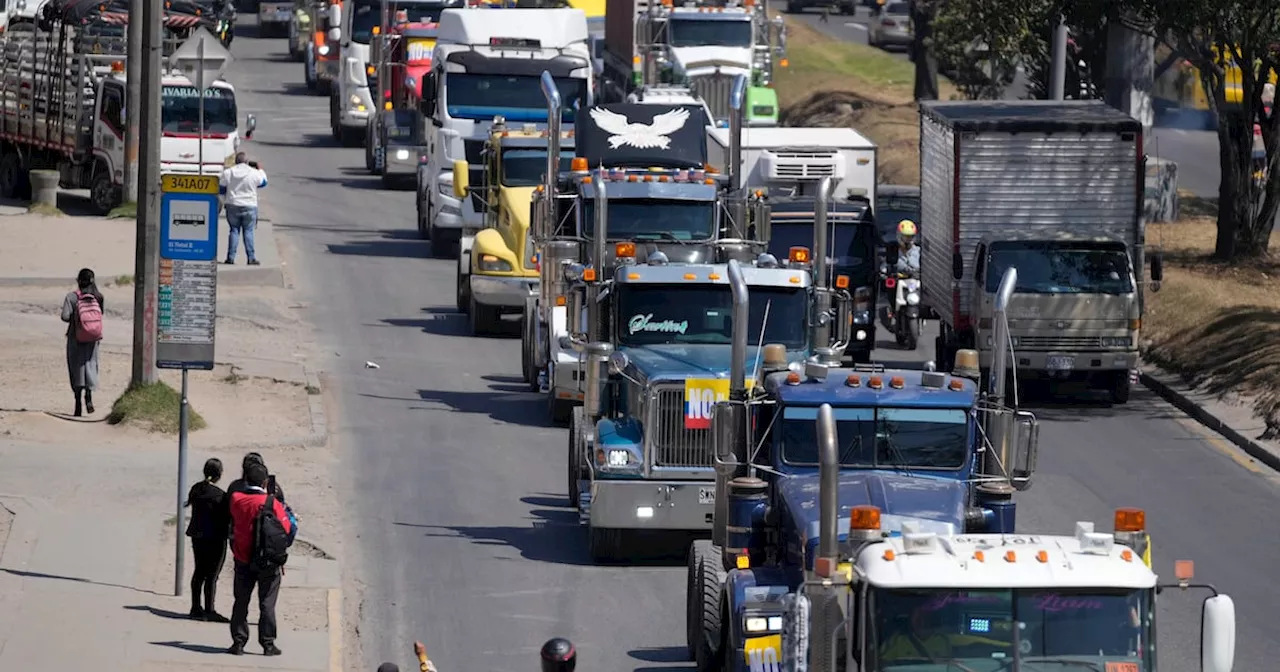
[468,293,501,336]
[456,262,469,313]
[567,410,583,508]
[365,136,376,172]
[587,526,625,563]
[687,540,725,667]
[1109,371,1132,404]
[0,152,25,200]
[329,95,341,141]
[89,171,118,215]
[548,391,573,426]
[522,297,540,390]
[905,317,919,350]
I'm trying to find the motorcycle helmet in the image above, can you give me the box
[897,219,918,247]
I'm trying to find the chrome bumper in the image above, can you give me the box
[981,349,1139,374]
[586,479,715,530]
[471,274,537,309]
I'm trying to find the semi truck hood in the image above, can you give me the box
[669,46,753,76]
[621,343,802,383]
[160,134,238,173]
[500,186,537,228]
[984,292,1137,331]
[778,471,967,571]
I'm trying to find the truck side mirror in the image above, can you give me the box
[1009,410,1038,491]
[451,159,469,198]
[327,27,341,42]
[1150,251,1164,282]
[1201,594,1236,672]
[952,251,964,280]
[326,3,341,27]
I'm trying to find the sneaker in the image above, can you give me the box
[203,611,230,623]
[227,644,244,656]
[222,259,235,265]
[263,644,282,656]
[247,259,261,266]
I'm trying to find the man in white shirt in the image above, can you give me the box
[220,152,268,265]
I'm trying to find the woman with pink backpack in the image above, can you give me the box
[60,267,104,417]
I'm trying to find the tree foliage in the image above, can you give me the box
[1126,0,1280,258]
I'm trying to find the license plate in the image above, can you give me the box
[1046,355,1075,370]
[698,487,715,505]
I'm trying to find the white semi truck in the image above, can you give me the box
[919,100,1159,404]
[416,7,592,258]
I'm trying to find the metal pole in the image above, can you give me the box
[197,38,205,174]
[174,368,190,596]
[124,0,142,202]
[131,0,163,386]
[1049,17,1067,100]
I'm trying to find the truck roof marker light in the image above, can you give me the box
[868,376,883,390]
[583,268,597,282]
[735,554,750,569]
[704,178,716,185]
[1004,551,1017,563]
[845,375,860,387]
[683,273,696,280]
[850,505,881,531]
[616,242,636,258]
[372,25,380,35]
[708,273,721,280]
[1120,549,1134,562]
[643,175,654,182]
[658,175,670,183]
[889,376,905,389]
[628,175,638,182]
[1036,550,1048,563]
[788,247,810,263]
[704,164,719,174]
[789,276,800,284]
[785,372,801,385]
[627,273,639,280]
[1114,508,1145,532]
[834,275,849,289]
[973,550,985,562]
[384,101,393,110]
[570,157,588,172]
[882,549,895,561]
[555,296,567,306]
[948,379,964,391]
[779,58,789,68]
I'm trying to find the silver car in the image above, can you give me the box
[867,1,911,49]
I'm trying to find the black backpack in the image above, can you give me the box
[252,494,290,571]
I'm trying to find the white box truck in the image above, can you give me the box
[705,126,876,200]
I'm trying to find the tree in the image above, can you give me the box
[1126,0,1279,259]
[909,0,941,101]
[931,0,1046,99]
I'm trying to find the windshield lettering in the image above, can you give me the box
[920,593,1004,612]
[1033,593,1107,612]
[161,86,237,134]
[629,314,689,335]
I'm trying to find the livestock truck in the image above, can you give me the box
[0,1,246,213]
[920,100,1163,404]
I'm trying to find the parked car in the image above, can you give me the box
[867,1,911,50]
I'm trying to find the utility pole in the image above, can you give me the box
[1049,16,1067,100]
[131,0,163,386]
[124,0,141,203]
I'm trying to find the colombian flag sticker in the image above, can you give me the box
[684,378,754,430]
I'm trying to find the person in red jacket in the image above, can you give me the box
[227,463,293,656]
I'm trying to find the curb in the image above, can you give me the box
[1140,372,1280,473]
[328,587,344,672]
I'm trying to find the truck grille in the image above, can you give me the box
[767,150,839,179]
[688,74,734,123]
[1017,336,1103,349]
[649,385,714,469]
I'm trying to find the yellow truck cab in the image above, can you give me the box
[452,119,574,335]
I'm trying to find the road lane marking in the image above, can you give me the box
[844,22,867,30]
[1175,416,1276,479]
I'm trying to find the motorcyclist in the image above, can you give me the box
[894,219,920,275]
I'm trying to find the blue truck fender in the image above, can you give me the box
[723,566,791,672]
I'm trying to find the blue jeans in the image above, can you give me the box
[225,205,258,262]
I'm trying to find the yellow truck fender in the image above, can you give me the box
[470,228,517,274]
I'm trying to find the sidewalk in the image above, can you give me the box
[0,438,341,672]
[0,193,283,288]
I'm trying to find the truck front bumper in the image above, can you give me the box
[471,274,537,309]
[587,479,715,530]
[982,349,1138,375]
[339,88,373,129]
[382,148,423,175]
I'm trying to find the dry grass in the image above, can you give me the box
[773,17,956,185]
[1144,196,1280,436]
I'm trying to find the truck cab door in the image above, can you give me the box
[483,145,499,229]
[96,82,125,166]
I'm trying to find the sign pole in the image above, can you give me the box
[197,37,205,173]
[175,366,190,595]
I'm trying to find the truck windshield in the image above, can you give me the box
[614,284,808,349]
[351,2,444,43]
[501,149,574,187]
[869,587,1153,672]
[581,198,715,240]
[779,406,968,469]
[445,74,587,122]
[668,18,753,47]
[161,86,238,135]
[985,241,1134,295]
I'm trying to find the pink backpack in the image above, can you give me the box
[75,291,103,343]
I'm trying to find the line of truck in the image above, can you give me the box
[280,1,1231,668]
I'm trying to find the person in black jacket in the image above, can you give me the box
[186,457,231,621]
[226,452,285,501]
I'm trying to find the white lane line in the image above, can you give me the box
[844,22,867,30]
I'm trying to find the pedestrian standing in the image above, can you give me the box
[226,452,286,501]
[227,462,293,656]
[60,268,104,417]
[186,457,230,622]
[219,152,267,266]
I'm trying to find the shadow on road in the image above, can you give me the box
[629,646,695,672]
[1017,387,1184,423]
[379,313,468,337]
[297,174,384,191]
[327,230,428,259]
[413,386,548,427]
[275,82,317,97]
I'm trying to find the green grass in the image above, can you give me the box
[113,274,134,286]
[107,381,206,434]
[107,202,137,219]
[27,202,63,217]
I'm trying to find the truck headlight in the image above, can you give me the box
[906,292,920,305]
[744,615,784,633]
[607,449,630,467]
[599,447,640,471]
[317,45,330,56]
[477,254,513,273]
[395,149,409,161]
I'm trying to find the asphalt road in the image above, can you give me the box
[225,23,1278,671]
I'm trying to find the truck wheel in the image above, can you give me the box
[687,539,725,667]
[905,318,919,350]
[548,390,573,426]
[455,263,469,314]
[522,298,540,389]
[0,152,23,199]
[587,526,625,563]
[329,95,341,141]
[89,171,118,215]
[364,138,376,172]
[567,411,582,508]
[1109,372,1132,404]
[304,56,317,89]
[468,293,500,336]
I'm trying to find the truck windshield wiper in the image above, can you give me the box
[635,231,689,245]
[877,433,914,477]
[996,656,1107,672]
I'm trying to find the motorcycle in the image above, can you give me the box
[881,265,921,350]
[216,6,236,47]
